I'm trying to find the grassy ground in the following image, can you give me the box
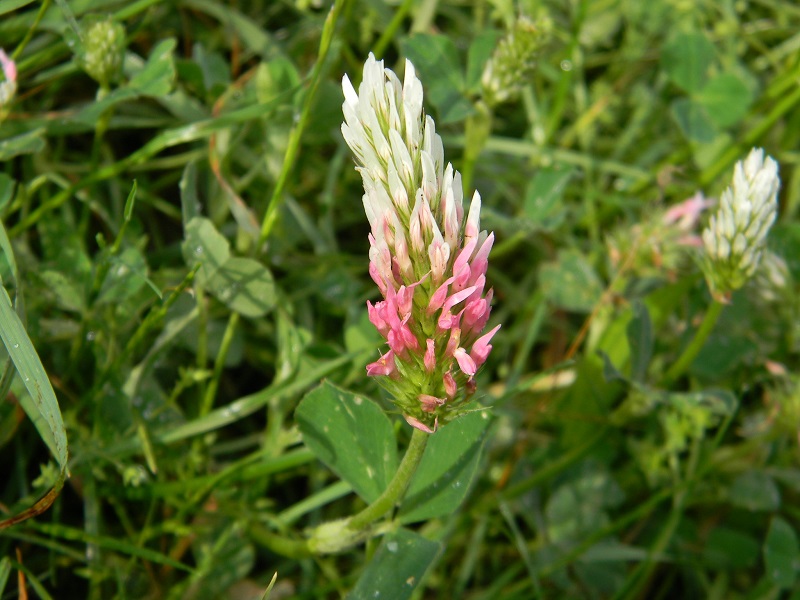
[1,0,800,598]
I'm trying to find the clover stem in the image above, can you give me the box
[662,299,724,387]
[348,427,429,531]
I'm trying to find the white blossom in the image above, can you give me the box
[702,148,780,298]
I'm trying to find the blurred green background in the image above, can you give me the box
[1,0,799,598]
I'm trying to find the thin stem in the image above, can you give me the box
[373,0,414,58]
[12,0,52,61]
[615,437,702,600]
[662,300,725,387]
[348,427,429,530]
[257,0,347,247]
[249,522,312,559]
[198,312,240,418]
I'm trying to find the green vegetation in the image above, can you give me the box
[1,0,800,598]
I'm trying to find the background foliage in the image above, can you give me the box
[1,0,800,598]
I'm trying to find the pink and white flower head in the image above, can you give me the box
[702,148,781,299]
[342,54,500,432]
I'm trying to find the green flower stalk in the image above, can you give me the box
[342,54,500,433]
[77,17,126,92]
[702,148,780,300]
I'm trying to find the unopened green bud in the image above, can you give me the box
[701,147,780,300]
[78,17,126,89]
[481,15,551,106]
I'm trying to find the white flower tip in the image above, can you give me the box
[404,58,415,81]
[744,147,765,170]
[743,147,779,183]
[342,74,358,106]
[465,190,482,237]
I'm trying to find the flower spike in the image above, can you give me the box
[343,54,500,431]
[702,148,780,300]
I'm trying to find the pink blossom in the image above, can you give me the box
[343,54,500,432]
[405,415,437,433]
[443,371,457,398]
[367,351,398,377]
[454,347,477,376]
[427,276,455,314]
[452,238,477,290]
[462,298,489,334]
[468,234,494,286]
[470,325,501,368]
[418,394,445,413]
[664,192,715,232]
[445,327,461,358]
[441,285,477,314]
[367,301,390,337]
[468,289,493,334]
[424,339,436,373]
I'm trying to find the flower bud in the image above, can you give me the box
[481,15,552,106]
[702,148,780,299]
[77,17,126,90]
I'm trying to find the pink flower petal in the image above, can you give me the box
[387,329,407,357]
[470,324,500,367]
[404,415,436,433]
[418,394,445,412]
[443,370,457,398]
[437,310,456,331]
[445,327,461,357]
[462,298,487,333]
[366,350,396,377]
[465,191,482,240]
[453,238,478,277]
[470,288,493,333]
[452,263,471,291]
[399,322,419,351]
[369,262,387,295]
[427,275,455,314]
[468,233,494,285]
[454,347,477,376]
[367,301,390,337]
[424,338,436,372]
[442,285,477,313]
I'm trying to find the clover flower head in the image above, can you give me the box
[78,17,126,89]
[342,54,500,432]
[701,148,780,299]
[481,15,551,106]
